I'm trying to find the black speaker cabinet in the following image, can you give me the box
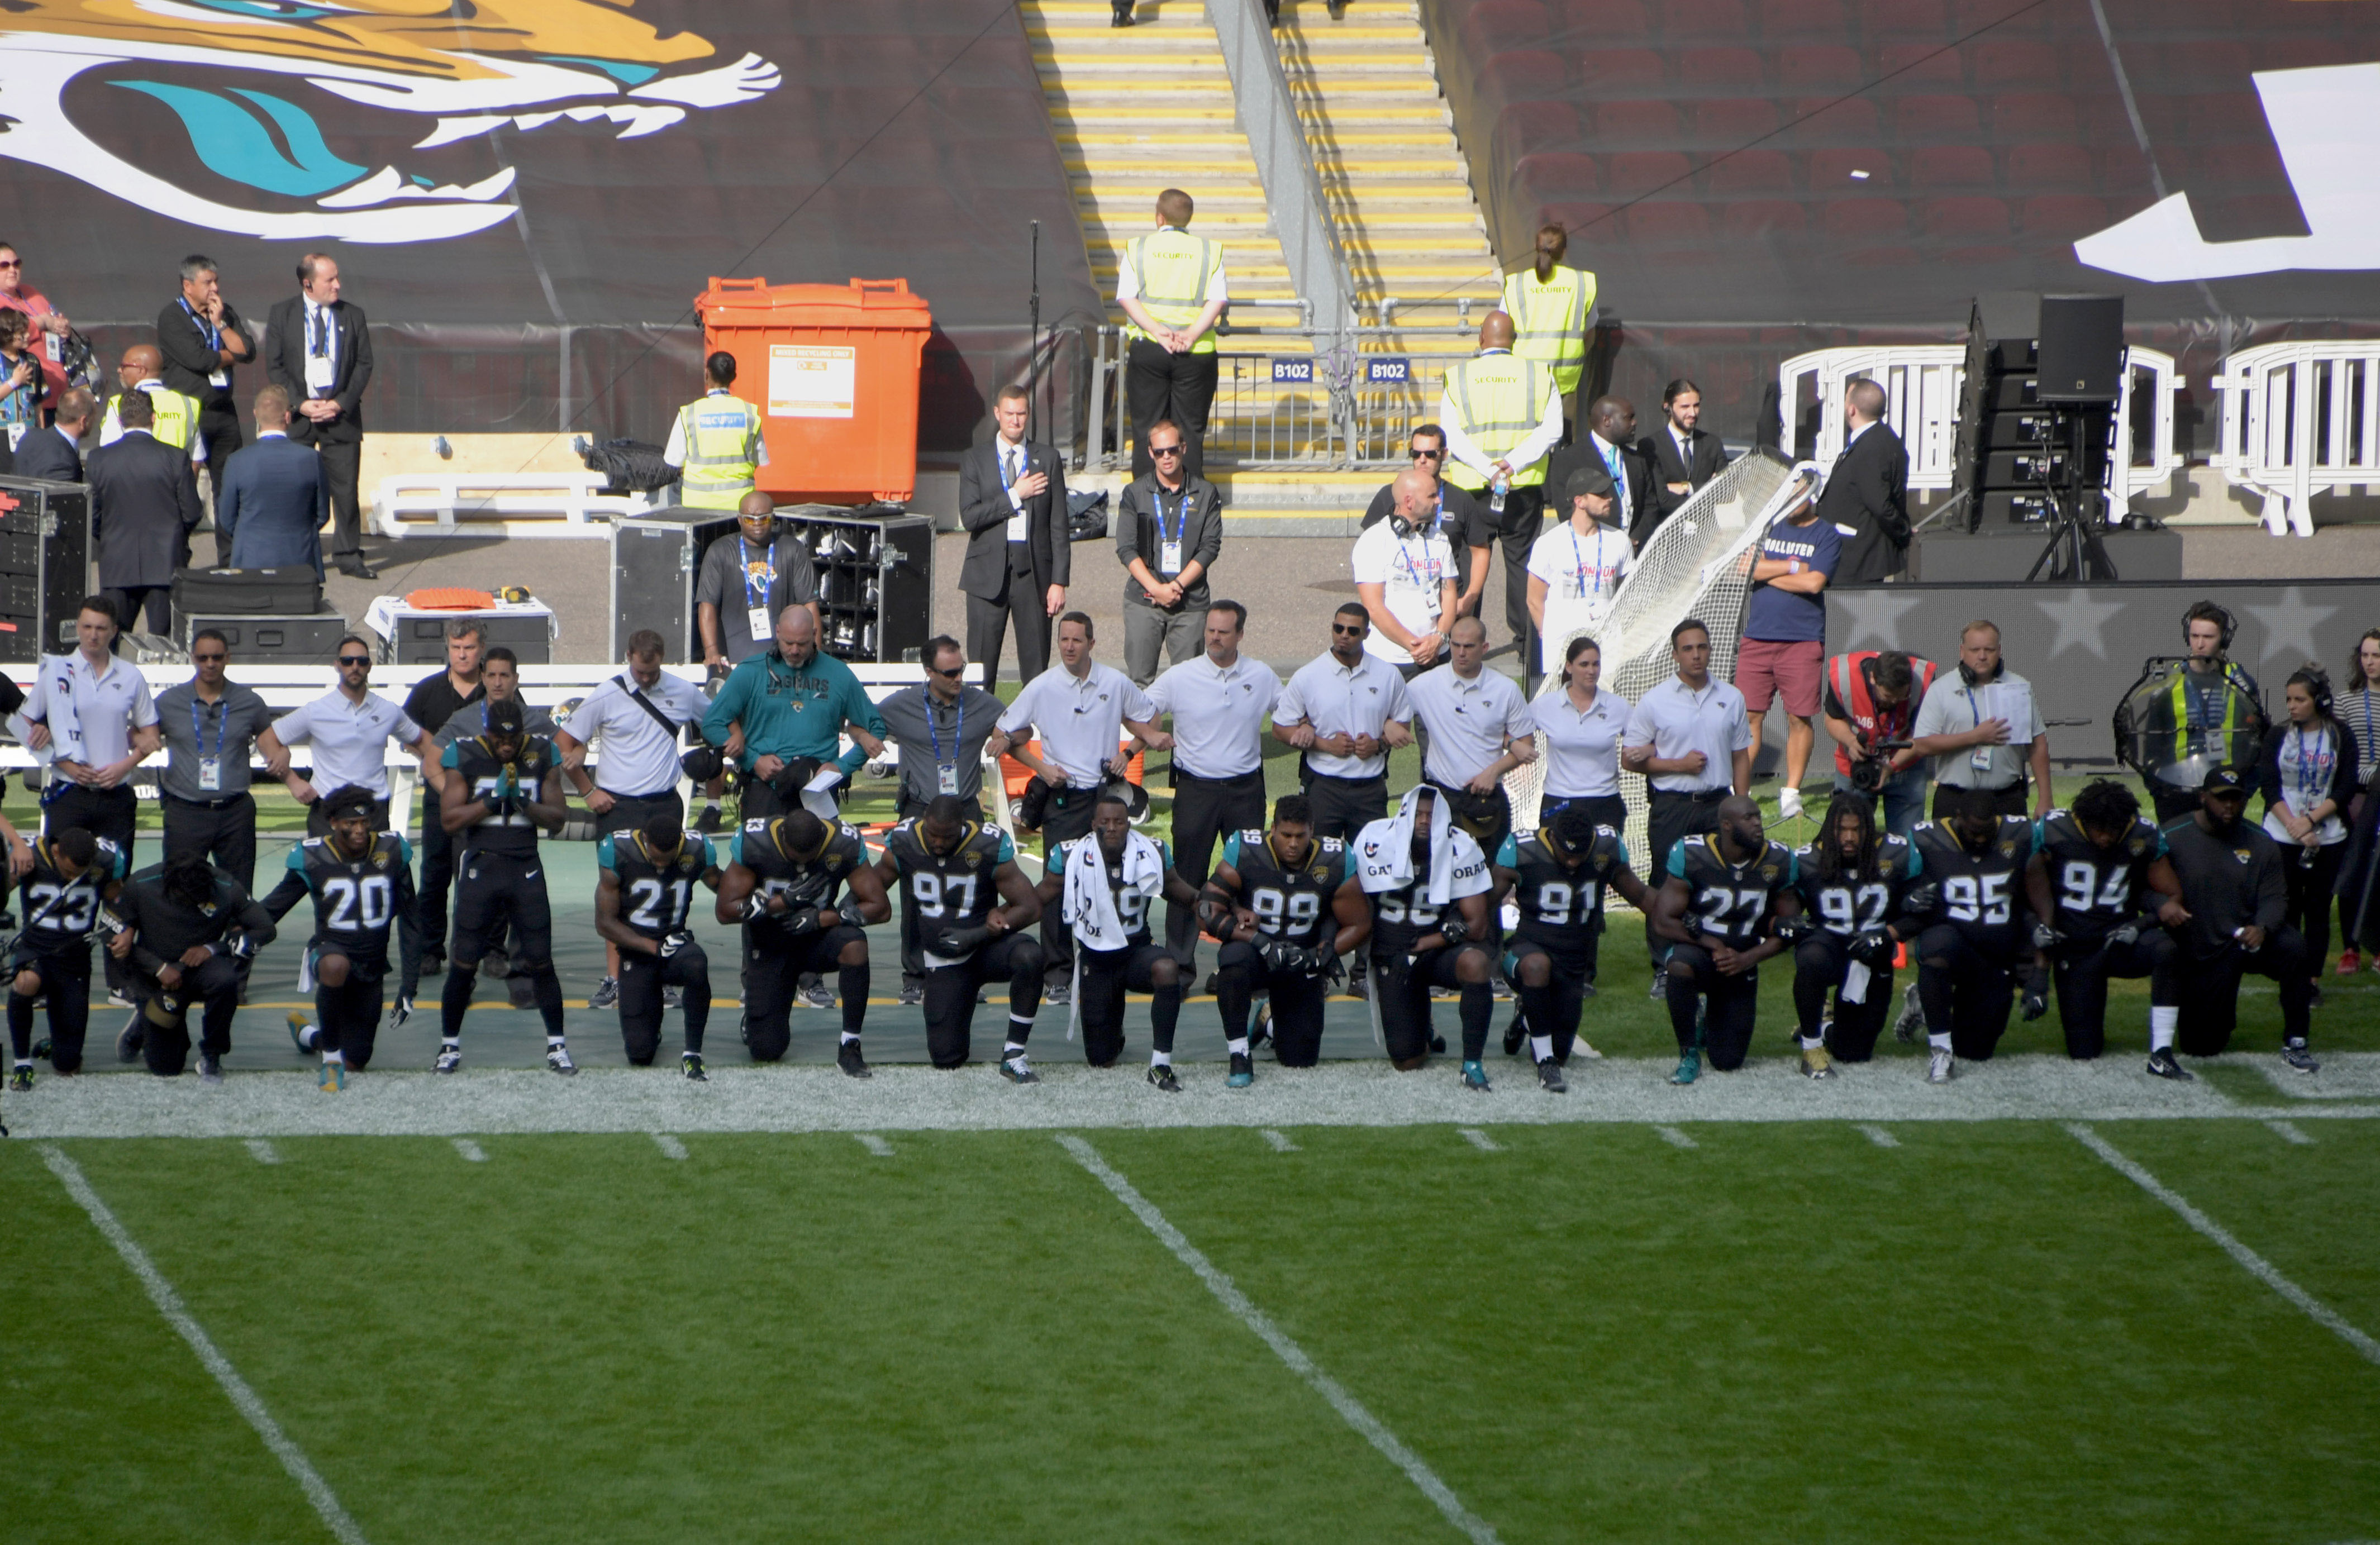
[0,475,91,664]
[2036,294,2126,404]
[180,613,350,665]
[1968,292,2041,373]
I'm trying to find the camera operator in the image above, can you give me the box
[2131,600,2267,823]
[1821,648,1936,838]
[0,241,70,409]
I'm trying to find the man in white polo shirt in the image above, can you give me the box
[1273,602,1416,850]
[998,611,1170,1004]
[1406,615,1536,860]
[23,594,161,866]
[1145,601,1279,962]
[1526,464,1632,685]
[1622,616,1753,994]
[257,635,434,836]
[1350,466,1461,679]
[556,627,710,1009]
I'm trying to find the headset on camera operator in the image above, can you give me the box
[2113,600,2269,824]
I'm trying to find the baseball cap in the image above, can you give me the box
[487,698,526,735]
[2201,766,2247,794]
[1564,464,1615,502]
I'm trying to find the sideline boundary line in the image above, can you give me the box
[2064,1123,2380,1367]
[40,1145,372,1545]
[1056,1134,1501,1544]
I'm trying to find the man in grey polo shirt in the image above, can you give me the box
[154,627,275,892]
[1406,616,1534,859]
[1907,618,2052,821]
[258,634,432,837]
[1622,616,1753,994]
[1146,601,1278,962]
[875,633,1010,998]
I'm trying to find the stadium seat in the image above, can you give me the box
[1518,151,1605,196]
[1894,94,1981,141]
[2256,37,2339,72]
[2005,142,2095,193]
[1679,47,1767,92]
[1624,201,1715,244]
[1858,0,1948,40]
[1593,100,1683,145]
[2153,0,2241,28]
[1954,0,2049,36]
[1989,92,2078,140]
[1807,146,1893,188]
[1786,96,1881,144]
[1777,45,1867,93]
[1922,195,2011,241]
[1497,101,1584,158]
[1483,49,1573,104]
[1537,200,1619,236]
[1823,198,1910,240]
[1702,147,1794,195]
[1661,0,1750,39]
[1876,42,1966,88]
[1693,98,1782,145]
[1607,150,1696,197]
[2017,194,2109,237]
[1575,47,1669,92]
[1908,145,1997,190]
[2190,143,2287,190]
[1757,0,1849,42]
[1562,0,1653,42]
[1721,199,1809,238]
[2152,39,2246,87]
[1463,0,1557,58]
[1972,39,2062,90]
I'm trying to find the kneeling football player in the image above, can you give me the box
[1908,785,2046,1083]
[264,785,423,1089]
[1354,785,1497,1088]
[1788,794,1930,1076]
[875,794,1044,1078]
[106,856,276,1081]
[1202,794,1369,1078]
[1491,804,1649,1092]
[1038,791,1204,1085]
[1650,795,1799,1084]
[2022,779,2191,1077]
[8,826,128,1088]
[719,808,887,1073]
[599,813,730,1079]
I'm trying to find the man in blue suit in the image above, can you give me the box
[13,388,92,483]
[216,385,326,578]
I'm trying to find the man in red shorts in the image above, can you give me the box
[1735,466,1839,822]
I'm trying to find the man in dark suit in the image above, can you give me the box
[1820,379,1913,583]
[1641,378,1729,524]
[87,390,201,635]
[218,387,327,578]
[1567,394,1656,547]
[13,387,91,483]
[264,252,375,579]
[155,254,252,562]
[957,383,1069,685]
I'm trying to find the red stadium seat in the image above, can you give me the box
[1537,201,1619,236]
[1954,0,2048,36]
[2256,38,2338,72]
[1498,101,1583,158]
[1923,196,2010,241]
[1777,45,1866,92]
[2018,194,2109,237]
[1858,0,1948,40]
[2190,143,2287,190]
[1702,147,1794,194]
[1786,96,1881,143]
[1694,98,1782,145]
[1808,146,1893,188]
[1679,47,1767,91]
[1519,151,1605,196]
[1876,42,1965,88]
[1758,0,1849,41]
[1593,100,1683,145]
[1823,199,1910,240]
[1562,0,1653,42]
[1463,0,1556,56]
[1661,0,1750,40]
[1575,47,1669,93]
[1483,49,1572,102]
[1894,94,1981,141]
[1722,199,1810,237]
[1909,145,1996,189]
[1988,92,2077,140]
[1624,201,1714,243]
[2006,142,2094,193]
[2153,39,2246,87]
[2154,0,2240,27]
[1607,150,1696,197]
[1972,39,2060,90]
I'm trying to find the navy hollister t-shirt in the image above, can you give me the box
[1744,513,1841,643]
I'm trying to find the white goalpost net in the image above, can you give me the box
[1503,449,1801,875]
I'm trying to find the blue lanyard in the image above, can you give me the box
[192,695,225,762]
[737,535,773,609]
[926,690,964,765]
[1393,535,1437,590]
[1155,489,1184,548]
[179,297,220,353]
[999,443,1020,489]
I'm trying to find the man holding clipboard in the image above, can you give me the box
[1905,619,2053,820]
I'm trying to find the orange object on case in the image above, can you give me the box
[1000,738,1146,799]
[403,588,497,612]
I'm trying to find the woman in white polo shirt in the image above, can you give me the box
[1530,635,1630,837]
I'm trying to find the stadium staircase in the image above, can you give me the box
[1024,0,1507,533]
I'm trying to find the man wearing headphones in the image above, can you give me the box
[1351,466,1462,679]
[2138,600,2267,824]
[1908,619,2052,821]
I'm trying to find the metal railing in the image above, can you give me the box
[2210,340,2380,538]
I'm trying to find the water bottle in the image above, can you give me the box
[1489,472,1508,516]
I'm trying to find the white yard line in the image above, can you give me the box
[41,1146,373,1545]
[2065,1123,2379,1367]
[2263,1119,2314,1146]
[1653,1125,1698,1150]
[1855,1124,1900,1148]
[1056,1134,1501,1544]
[854,1132,895,1157]
[1260,1128,1300,1152]
[650,1132,688,1160]
[1457,1128,1501,1152]
[245,1139,281,1165]
[452,1138,487,1163]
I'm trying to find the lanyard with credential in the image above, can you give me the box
[737,535,774,610]
[927,692,964,766]
[1155,489,1185,551]
[192,697,225,764]
[178,297,220,354]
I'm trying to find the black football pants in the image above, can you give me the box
[1664,940,1761,1070]
[2051,929,2181,1061]
[1791,931,1895,1062]
[1915,926,2021,1061]
[619,942,712,1064]
[1213,940,1331,1066]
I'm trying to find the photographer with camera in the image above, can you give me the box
[0,241,70,410]
[1821,648,1937,838]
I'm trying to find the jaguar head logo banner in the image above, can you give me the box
[0,0,779,242]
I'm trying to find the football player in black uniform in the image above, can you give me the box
[874,794,1044,1077]
[104,855,276,1081]
[2023,780,2190,1075]
[1491,805,1650,1091]
[598,813,727,1079]
[433,698,574,1075]
[8,826,127,1087]
[1788,794,1930,1075]
[264,785,423,1089]
[716,808,889,1074]
[1202,794,1370,1076]
[1037,791,1204,1085]
[1909,785,2045,1083]
[1650,794,1799,1084]
[1353,785,1497,1087]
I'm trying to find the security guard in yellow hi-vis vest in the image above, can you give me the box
[665,350,769,511]
[100,344,204,467]
[1117,188,1228,483]
[1439,311,1565,678]
[1498,222,1597,441]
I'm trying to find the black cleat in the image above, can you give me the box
[1428,1032,1448,1055]
[1146,1062,1182,1093]
[836,1040,872,1079]
[798,979,836,1010]
[1227,1051,1253,1088]
[197,1048,223,1085]
[693,807,723,835]
[1536,1057,1567,1093]
[682,1051,708,1082]
[1501,1015,1526,1057]
[8,1065,31,1093]
[30,1036,51,1062]
[2145,1047,2194,1081]
[116,1013,145,1064]
[589,976,620,1009]
[506,975,537,1010]
[898,982,924,1007]
[1043,980,1072,1008]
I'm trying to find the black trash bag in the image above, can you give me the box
[1067,488,1109,543]
[582,438,676,495]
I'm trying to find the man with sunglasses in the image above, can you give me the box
[1115,419,1221,688]
[258,635,435,838]
[154,628,275,894]
[876,635,1008,1000]
[1359,425,1493,623]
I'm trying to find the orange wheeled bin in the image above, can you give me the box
[694,276,932,506]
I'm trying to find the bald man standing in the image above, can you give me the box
[1350,466,1461,677]
[1439,311,1563,675]
[100,345,204,474]
[1816,379,1912,584]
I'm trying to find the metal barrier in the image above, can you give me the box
[1778,345,2182,504]
[372,472,653,540]
[2209,340,2380,538]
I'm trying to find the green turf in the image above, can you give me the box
[10,1123,2377,1543]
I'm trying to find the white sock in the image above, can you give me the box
[442,1037,460,1048]
[12,1058,29,1069]
[1928,1031,1952,1052]
[1530,1034,1553,1061]
[1800,1033,1824,1050]
[547,1035,567,1048]
[839,1031,860,1045]
[1150,1050,1171,1068]
[2149,1007,2177,1052]
[1227,1036,1249,1056]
